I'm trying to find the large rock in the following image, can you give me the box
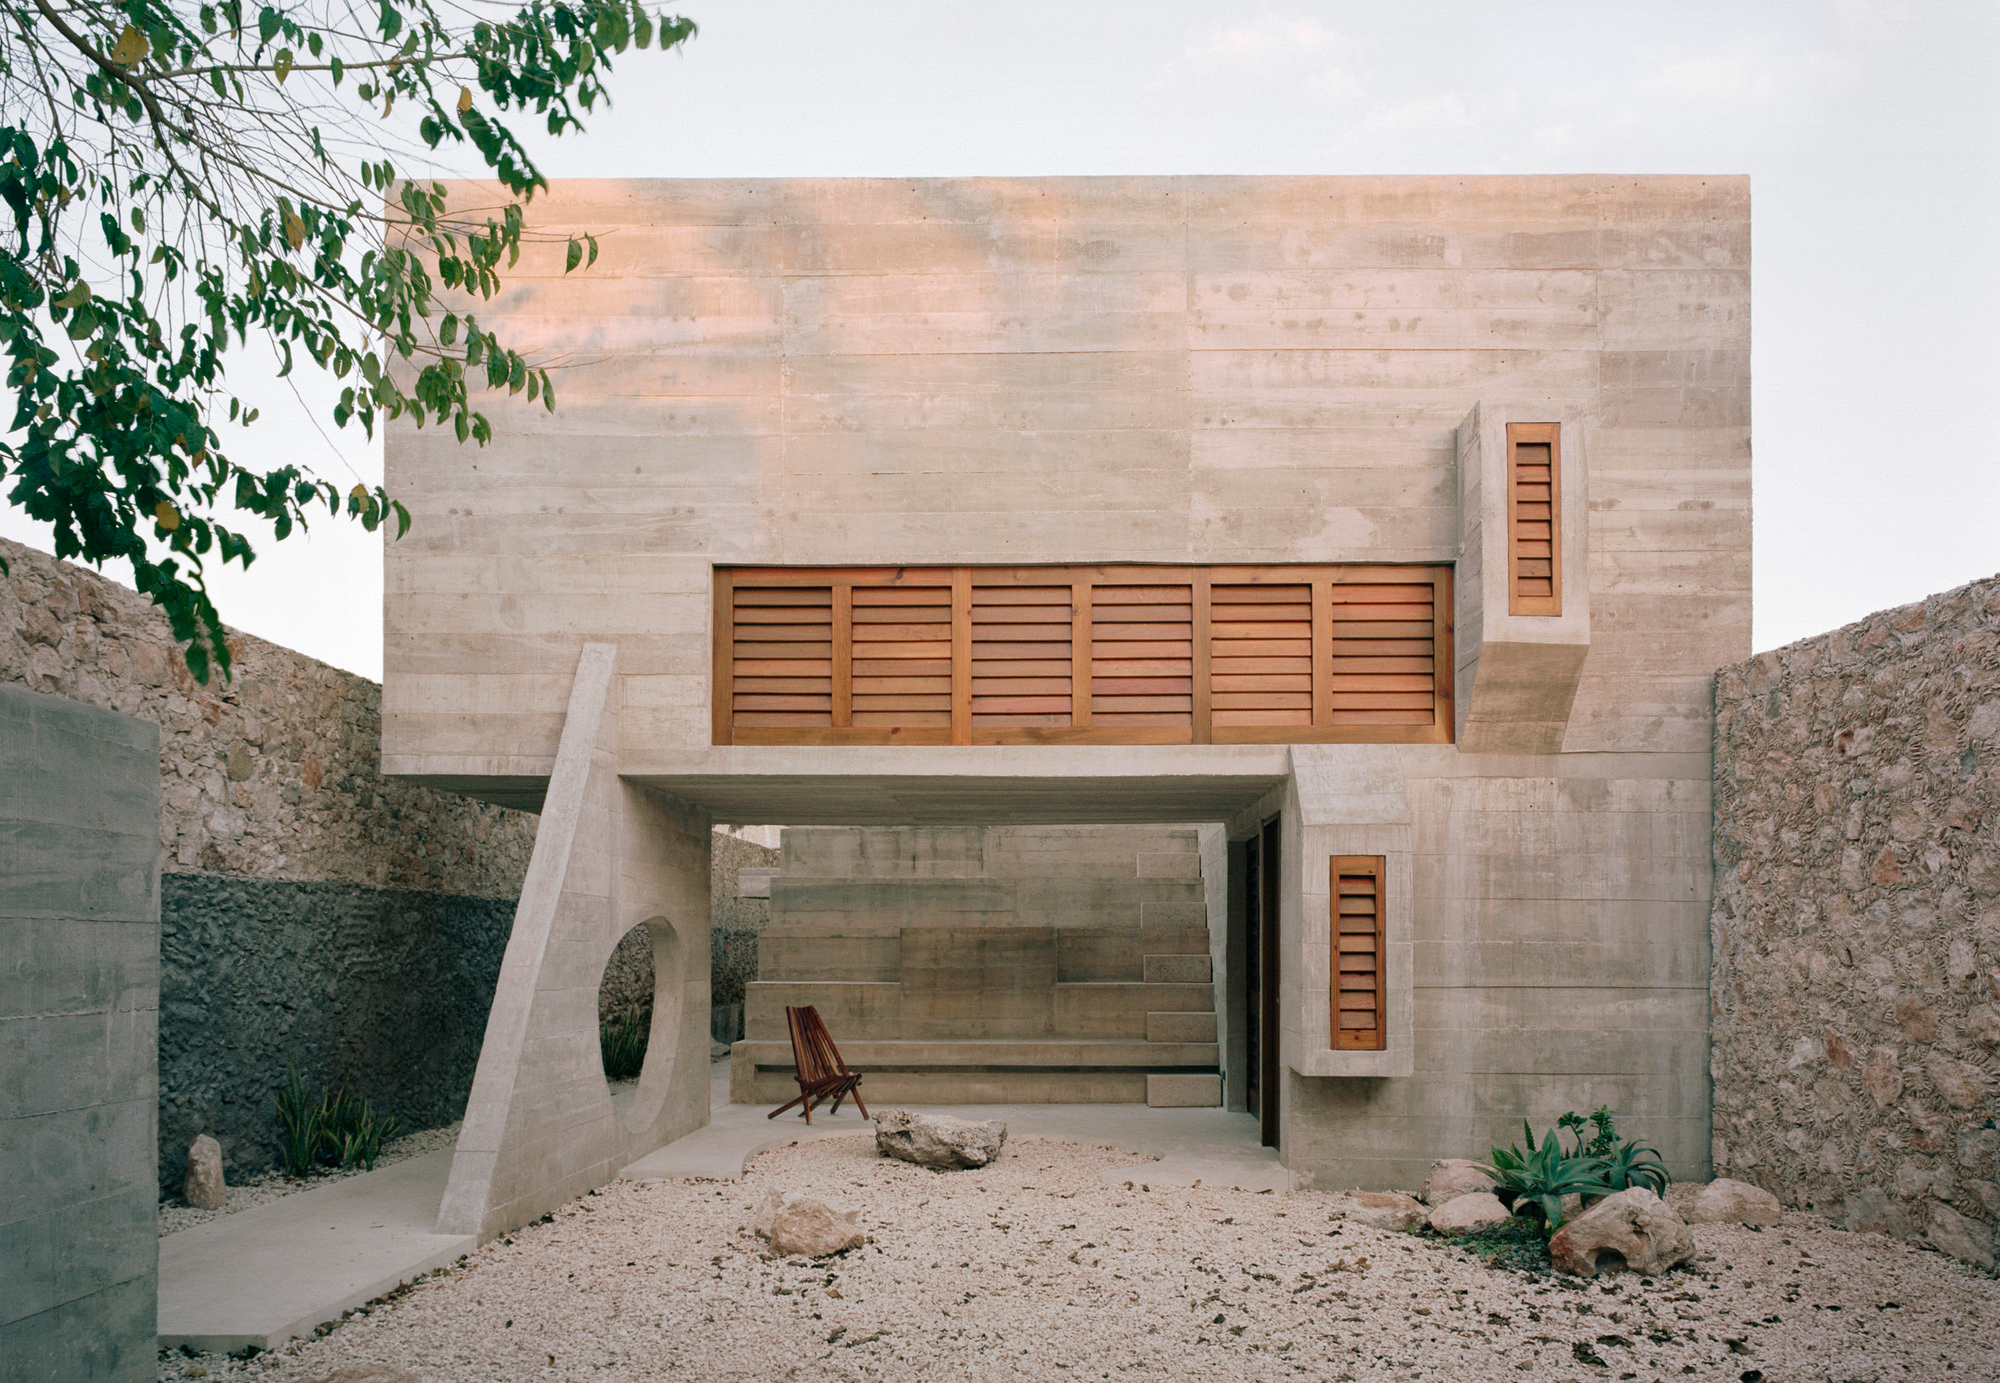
[183,1134,225,1211]
[1687,1177,1782,1227]
[753,1188,865,1257]
[1427,1192,1510,1234]
[1335,1191,1427,1232]
[1926,1204,1996,1270]
[874,1108,1006,1169]
[1420,1159,1495,1206]
[1548,1188,1694,1277]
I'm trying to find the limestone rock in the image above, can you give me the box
[1925,1203,1995,1269]
[1426,1192,1510,1234]
[1420,1158,1494,1206]
[1687,1177,1782,1227]
[874,1108,1006,1169]
[766,1197,864,1258]
[183,1134,225,1211]
[1335,1191,1427,1232]
[1548,1188,1694,1277]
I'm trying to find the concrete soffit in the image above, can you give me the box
[1453,401,1592,756]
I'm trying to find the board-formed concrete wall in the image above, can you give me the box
[380,176,1751,1188]
[1712,574,2000,1268]
[0,684,160,1381]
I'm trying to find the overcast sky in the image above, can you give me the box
[5,0,1996,680]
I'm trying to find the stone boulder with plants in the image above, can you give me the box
[1477,1105,1671,1241]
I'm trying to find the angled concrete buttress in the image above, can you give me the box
[436,644,712,1239]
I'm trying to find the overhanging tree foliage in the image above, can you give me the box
[0,0,693,679]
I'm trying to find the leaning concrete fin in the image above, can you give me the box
[436,642,616,1236]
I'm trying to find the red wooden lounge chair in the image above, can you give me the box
[768,1004,869,1124]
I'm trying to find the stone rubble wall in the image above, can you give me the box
[2,537,538,1186]
[1711,573,2000,1268]
[1,537,538,892]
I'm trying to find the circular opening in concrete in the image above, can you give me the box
[598,924,655,1084]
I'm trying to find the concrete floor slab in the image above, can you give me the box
[156,1150,474,1354]
[620,1061,1288,1192]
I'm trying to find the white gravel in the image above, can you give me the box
[158,1123,464,1237]
[159,1133,1996,1381]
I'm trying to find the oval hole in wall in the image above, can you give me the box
[598,924,655,1091]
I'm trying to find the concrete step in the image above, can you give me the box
[1147,1073,1223,1108]
[1146,1010,1218,1043]
[731,1038,1220,1106]
[1057,926,1211,982]
[1142,953,1212,984]
[1052,982,1213,1039]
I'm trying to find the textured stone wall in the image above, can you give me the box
[2,537,537,1186]
[1,537,537,890]
[711,828,777,1012]
[1711,574,2000,1268]
[157,875,514,1191]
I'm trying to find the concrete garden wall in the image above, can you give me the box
[0,683,160,1381]
[1711,573,2000,1267]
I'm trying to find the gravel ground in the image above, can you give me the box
[158,1123,464,1237]
[159,1134,1996,1382]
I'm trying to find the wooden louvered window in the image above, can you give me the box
[713,565,1451,746]
[1506,422,1561,616]
[1332,855,1387,1051]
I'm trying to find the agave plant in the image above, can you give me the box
[1481,1121,1610,1235]
[1599,1137,1670,1195]
[273,1064,323,1178]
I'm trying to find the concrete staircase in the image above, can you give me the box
[729,826,1223,1107]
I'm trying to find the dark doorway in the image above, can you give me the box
[1258,815,1281,1148]
[1243,835,1262,1124]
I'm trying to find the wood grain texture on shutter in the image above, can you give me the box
[1211,583,1313,728]
[1331,855,1387,1051]
[971,580,1074,730]
[1506,422,1562,616]
[715,564,1451,746]
[1090,580,1194,730]
[730,580,833,728]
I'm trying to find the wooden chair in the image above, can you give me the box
[768,1004,869,1124]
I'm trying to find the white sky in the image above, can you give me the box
[6,0,1997,680]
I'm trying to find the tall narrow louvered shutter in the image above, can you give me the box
[1090,582,1194,729]
[1506,422,1561,616]
[1210,584,1312,728]
[971,582,1074,728]
[1332,856,1387,1051]
[729,581,833,728]
[849,582,953,729]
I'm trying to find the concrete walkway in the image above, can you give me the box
[156,1148,474,1354]
[620,1060,1289,1192]
[157,1065,1280,1352]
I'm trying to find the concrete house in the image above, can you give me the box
[383,176,1749,1239]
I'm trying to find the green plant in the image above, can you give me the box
[600,1004,647,1081]
[1481,1121,1610,1236]
[274,1068,402,1174]
[334,1098,400,1171]
[1599,1137,1669,1195]
[0,0,696,681]
[273,1062,322,1177]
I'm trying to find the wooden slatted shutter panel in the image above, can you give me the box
[1324,579,1438,728]
[849,580,953,729]
[1091,581,1194,729]
[730,581,833,728]
[1331,855,1387,1051]
[1211,583,1312,728]
[1506,422,1561,616]
[971,580,1074,729]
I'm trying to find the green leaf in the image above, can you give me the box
[53,283,92,310]
[565,238,582,273]
[274,48,293,82]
